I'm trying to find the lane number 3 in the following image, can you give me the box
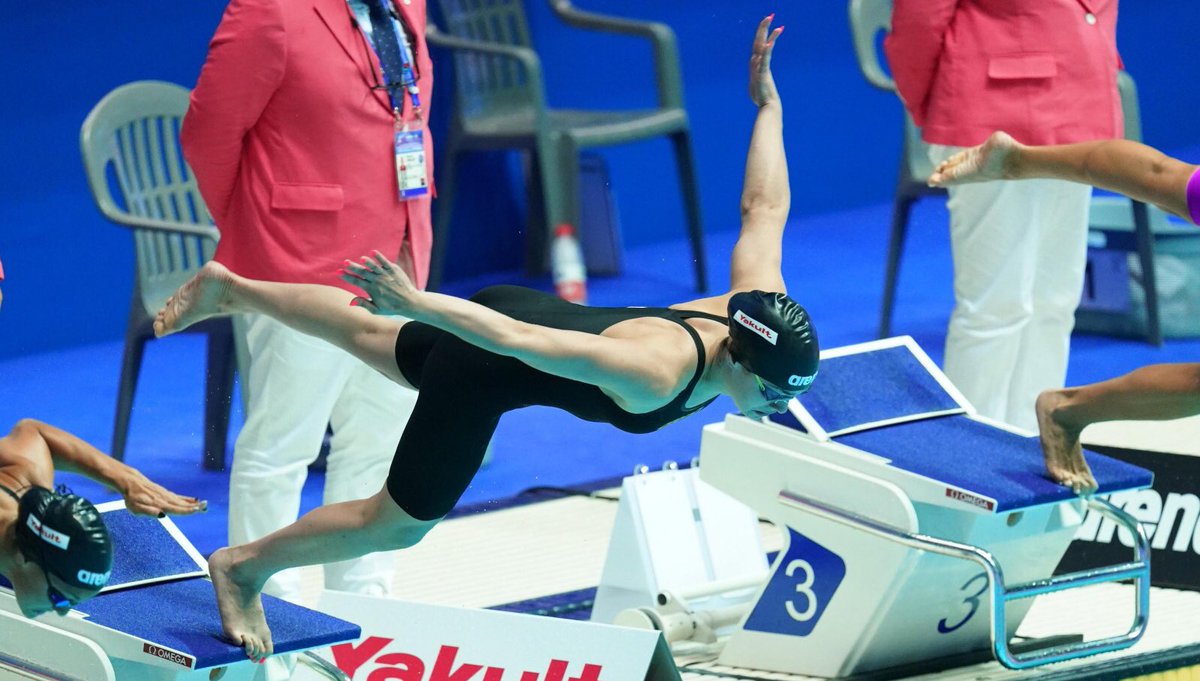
[785,559,818,622]
[938,572,988,634]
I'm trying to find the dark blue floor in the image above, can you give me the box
[2,198,1197,558]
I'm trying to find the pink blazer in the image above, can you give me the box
[182,0,435,289]
[885,0,1123,147]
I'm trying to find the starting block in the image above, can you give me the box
[699,336,1154,677]
[0,500,360,680]
[589,463,769,635]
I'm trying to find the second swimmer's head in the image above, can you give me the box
[15,486,113,615]
[727,290,819,394]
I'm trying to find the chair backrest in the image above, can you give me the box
[1117,70,1143,142]
[80,81,216,314]
[847,0,895,92]
[847,0,936,187]
[433,0,540,117]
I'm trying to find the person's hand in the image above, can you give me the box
[749,15,784,108]
[118,470,207,517]
[340,250,421,315]
[929,131,1022,187]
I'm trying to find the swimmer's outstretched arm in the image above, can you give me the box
[344,255,687,404]
[2,420,206,517]
[728,16,789,297]
[929,131,1198,223]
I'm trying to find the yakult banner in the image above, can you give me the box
[1057,445,1200,591]
[296,591,680,681]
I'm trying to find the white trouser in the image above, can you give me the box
[929,145,1091,431]
[230,313,416,599]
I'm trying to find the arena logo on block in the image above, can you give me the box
[1057,445,1200,591]
[1078,489,1200,553]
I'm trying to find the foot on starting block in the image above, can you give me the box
[1,501,360,680]
[700,336,1154,677]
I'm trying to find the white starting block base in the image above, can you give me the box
[298,492,1199,681]
[696,337,1153,677]
[590,466,768,632]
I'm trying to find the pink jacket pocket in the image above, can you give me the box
[270,183,344,211]
[987,54,1058,80]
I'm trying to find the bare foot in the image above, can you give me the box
[208,547,273,663]
[928,131,1021,187]
[153,262,235,338]
[1036,390,1098,495]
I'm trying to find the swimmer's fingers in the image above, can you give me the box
[340,259,372,280]
[139,492,205,517]
[123,482,208,518]
[350,296,381,314]
[157,493,209,516]
[371,250,397,272]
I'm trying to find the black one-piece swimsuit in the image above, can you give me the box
[387,285,724,520]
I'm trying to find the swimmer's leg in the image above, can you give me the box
[209,485,438,661]
[155,262,410,386]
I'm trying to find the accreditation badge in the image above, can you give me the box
[394,128,429,200]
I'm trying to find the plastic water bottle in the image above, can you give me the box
[551,223,588,304]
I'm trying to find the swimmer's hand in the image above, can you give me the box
[118,470,208,517]
[929,131,1022,187]
[340,251,420,316]
[749,15,783,108]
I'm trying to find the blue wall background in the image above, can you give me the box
[0,1,1197,360]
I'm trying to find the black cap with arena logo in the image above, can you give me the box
[15,486,113,592]
[727,290,819,392]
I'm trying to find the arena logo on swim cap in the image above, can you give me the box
[788,372,817,388]
[77,568,111,588]
[733,310,778,345]
[25,514,70,550]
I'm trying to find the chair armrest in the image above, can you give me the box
[424,23,548,111]
[100,206,221,242]
[547,0,684,110]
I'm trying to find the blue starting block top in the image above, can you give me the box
[799,344,964,435]
[838,414,1151,511]
[76,578,360,669]
[775,337,1153,512]
[102,508,206,589]
[1,503,361,672]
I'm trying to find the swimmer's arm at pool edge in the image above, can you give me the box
[1,420,206,517]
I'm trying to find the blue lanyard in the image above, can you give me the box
[349,0,422,114]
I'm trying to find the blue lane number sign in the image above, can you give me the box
[743,529,846,637]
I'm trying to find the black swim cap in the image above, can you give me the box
[16,487,113,592]
[727,290,819,391]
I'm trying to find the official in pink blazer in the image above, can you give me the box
[182,3,433,675]
[885,0,1123,432]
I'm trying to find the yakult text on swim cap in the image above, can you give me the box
[733,310,778,345]
[26,514,71,550]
